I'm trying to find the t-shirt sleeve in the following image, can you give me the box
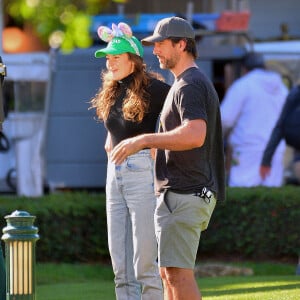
[175,83,207,123]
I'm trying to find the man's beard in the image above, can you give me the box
[159,57,176,70]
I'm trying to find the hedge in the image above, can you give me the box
[0,192,108,263]
[199,186,300,260]
[0,186,299,263]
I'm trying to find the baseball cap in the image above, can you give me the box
[242,52,265,70]
[94,22,144,58]
[142,16,195,46]
[95,36,144,58]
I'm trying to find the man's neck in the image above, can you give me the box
[171,57,197,78]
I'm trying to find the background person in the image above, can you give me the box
[0,56,6,300]
[0,244,5,300]
[110,16,226,300]
[221,52,288,187]
[260,83,300,185]
[90,22,170,300]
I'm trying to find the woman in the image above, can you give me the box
[90,23,170,300]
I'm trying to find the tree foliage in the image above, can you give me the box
[3,0,111,51]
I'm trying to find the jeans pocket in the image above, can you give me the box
[126,155,152,172]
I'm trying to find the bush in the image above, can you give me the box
[0,192,108,262]
[199,186,300,260]
[0,187,299,263]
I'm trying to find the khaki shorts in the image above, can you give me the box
[154,190,216,269]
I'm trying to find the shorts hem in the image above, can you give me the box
[159,261,195,269]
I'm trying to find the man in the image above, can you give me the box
[0,57,6,300]
[0,58,8,153]
[221,52,288,187]
[111,16,225,300]
[0,59,4,133]
[260,83,300,185]
[0,248,4,300]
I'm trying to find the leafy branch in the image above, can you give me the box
[3,0,111,51]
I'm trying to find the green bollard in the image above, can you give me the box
[2,211,39,300]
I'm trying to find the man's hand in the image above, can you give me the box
[110,135,145,165]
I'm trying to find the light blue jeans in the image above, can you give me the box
[106,149,163,300]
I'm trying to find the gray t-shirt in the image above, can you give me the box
[155,67,226,201]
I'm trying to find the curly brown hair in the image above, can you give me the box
[90,53,158,123]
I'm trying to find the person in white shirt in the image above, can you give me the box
[221,52,288,187]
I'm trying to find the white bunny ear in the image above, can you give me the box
[111,23,123,37]
[97,26,114,42]
[118,22,133,38]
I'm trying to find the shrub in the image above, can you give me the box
[0,192,108,262]
[199,186,300,260]
[0,187,299,262]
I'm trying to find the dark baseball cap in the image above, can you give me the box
[242,52,265,70]
[141,16,195,46]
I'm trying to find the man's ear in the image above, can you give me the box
[179,39,187,51]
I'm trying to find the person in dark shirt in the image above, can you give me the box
[0,57,6,300]
[260,84,300,184]
[110,17,225,300]
[90,22,170,300]
[0,58,4,132]
[0,247,4,300]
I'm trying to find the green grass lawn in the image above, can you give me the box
[36,261,300,300]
